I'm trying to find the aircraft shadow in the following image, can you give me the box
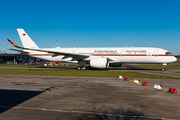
[76,107,145,120]
[0,89,42,114]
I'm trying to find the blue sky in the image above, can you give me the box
[0,0,180,54]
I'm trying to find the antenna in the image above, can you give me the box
[18,42,20,54]
[3,39,5,54]
[56,40,58,47]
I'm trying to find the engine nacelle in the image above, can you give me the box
[90,58,109,68]
[109,63,122,67]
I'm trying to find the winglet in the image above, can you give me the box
[7,39,22,49]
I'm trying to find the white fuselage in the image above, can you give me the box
[8,29,176,69]
[27,47,177,64]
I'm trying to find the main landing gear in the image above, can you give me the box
[77,66,91,70]
[78,66,86,70]
[161,63,167,71]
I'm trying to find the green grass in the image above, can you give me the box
[173,59,180,64]
[133,65,180,69]
[0,64,179,79]
[0,64,78,68]
[0,69,179,79]
[0,64,124,69]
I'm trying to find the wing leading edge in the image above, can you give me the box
[7,39,90,61]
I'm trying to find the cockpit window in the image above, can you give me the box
[165,52,172,55]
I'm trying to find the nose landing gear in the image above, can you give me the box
[161,63,167,71]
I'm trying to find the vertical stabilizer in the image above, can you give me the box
[17,29,39,49]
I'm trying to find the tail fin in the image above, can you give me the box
[17,29,39,49]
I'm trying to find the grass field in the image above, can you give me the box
[0,64,125,70]
[0,64,180,79]
[173,59,180,64]
[0,64,77,68]
[0,64,125,69]
[0,69,179,79]
[133,59,180,70]
[133,65,180,69]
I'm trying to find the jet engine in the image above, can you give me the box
[90,58,109,68]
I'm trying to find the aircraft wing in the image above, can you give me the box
[7,39,90,61]
[6,48,29,54]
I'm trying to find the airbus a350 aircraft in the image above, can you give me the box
[7,29,177,70]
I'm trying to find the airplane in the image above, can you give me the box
[7,29,177,70]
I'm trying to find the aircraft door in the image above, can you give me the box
[120,50,124,57]
[40,52,43,56]
[72,50,76,53]
[154,50,158,57]
[146,52,152,56]
[146,52,152,62]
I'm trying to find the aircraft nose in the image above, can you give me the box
[173,56,177,62]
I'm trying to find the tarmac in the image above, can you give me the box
[0,74,180,120]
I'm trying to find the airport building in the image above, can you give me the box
[0,53,44,64]
[0,54,17,64]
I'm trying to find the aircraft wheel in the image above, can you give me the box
[78,66,87,70]
[161,68,165,71]
[86,66,91,70]
[81,67,86,70]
